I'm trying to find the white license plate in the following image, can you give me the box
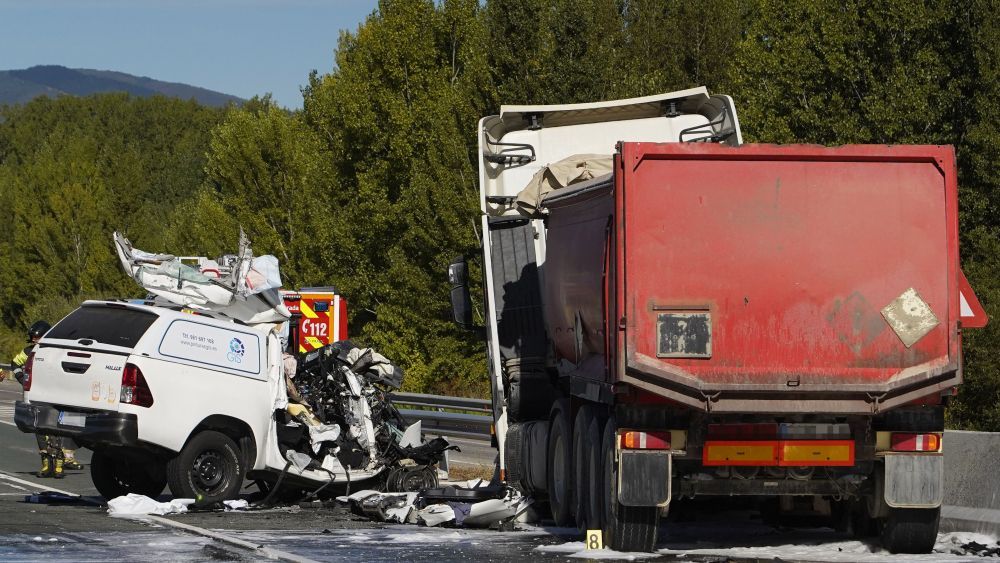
[58,411,86,428]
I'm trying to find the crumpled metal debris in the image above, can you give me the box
[342,480,532,529]
[113,229,290,325]
[277,340,456,486]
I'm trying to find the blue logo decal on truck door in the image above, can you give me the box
[227,338,245,364]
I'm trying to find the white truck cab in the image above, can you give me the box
[15,299,382,502]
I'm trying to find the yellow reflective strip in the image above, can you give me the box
[299,299,318,319]
[305,336,323,349]
[705,444,775,463]
[781,443,852,463]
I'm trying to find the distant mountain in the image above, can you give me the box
[0,65,244,107]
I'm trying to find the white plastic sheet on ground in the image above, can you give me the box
[107,494,195,517]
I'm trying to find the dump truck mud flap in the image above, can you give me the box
[619,450,671,507]
[884,454,943,508]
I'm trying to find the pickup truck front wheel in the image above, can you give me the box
[167,430,244,504]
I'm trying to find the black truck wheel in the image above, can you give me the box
[90,450,166,501]
[583,413,605,530]
[572,405,594,529]
[602,417,659,552]
[547,399,573,526]
[508,376,553,422]
[505,422,527,493]
[881,506,940,554]
[166,430,244,504]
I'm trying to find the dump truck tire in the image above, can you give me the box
[882,506,940,554]
[573,405,594,529]
[504,422,527,493]
[602,416,658,552]
[508,373,553,422]
[584,413,605,530]
[547,398,573,526]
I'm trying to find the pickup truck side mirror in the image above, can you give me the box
[448,256,474,329]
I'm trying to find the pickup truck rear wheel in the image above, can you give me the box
[602,417,659,552]
[90,451,166,500]
[167,431,243,504]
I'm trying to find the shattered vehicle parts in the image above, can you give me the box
[113,230,290,325]
[273,339,455,495]
[343,480,532,529]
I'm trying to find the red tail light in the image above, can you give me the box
[890,433,941,452]
[22,352,34,391]
[620,430,671,450]
[120,363,154,407]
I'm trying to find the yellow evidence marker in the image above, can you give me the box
[586,529,604,550]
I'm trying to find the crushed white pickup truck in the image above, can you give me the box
[15,231,453,504]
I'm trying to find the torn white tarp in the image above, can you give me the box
[107,494,195,517]
[515,154,613,215]
[113,230,290,325]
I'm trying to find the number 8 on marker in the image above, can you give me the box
[586,530,603,550]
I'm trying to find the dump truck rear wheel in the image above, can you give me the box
[602,416,658,552]
[573,405,594,529]
[584,413,604,530]
[547,399,574,526]
[504,422,526,493]
[881,506,940,554]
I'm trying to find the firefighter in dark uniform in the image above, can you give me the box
[10,320,83,478]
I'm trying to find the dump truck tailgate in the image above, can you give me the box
[617,143,960,413]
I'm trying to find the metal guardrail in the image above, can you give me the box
[390,392,493,442]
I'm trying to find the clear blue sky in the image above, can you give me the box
[0,0,379,108]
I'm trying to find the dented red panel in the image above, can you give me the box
[616,143,961,408]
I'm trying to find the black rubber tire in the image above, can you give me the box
[849,496,879,538]
[504,422,527,493]
[508,373,554,422]
[602,417,659,552]
[583,413,604,530]
[572,405,593,529]
[881,506,940,554]
[90,450,166,501]
[522,420,549,494]
[166,431,244,504]
[547,399,573,526]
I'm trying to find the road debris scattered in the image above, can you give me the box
[339,478,532,529]
[107,493,195,517]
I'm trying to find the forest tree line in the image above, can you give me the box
[2,0,1000,427]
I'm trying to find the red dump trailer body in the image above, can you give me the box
[621,143,959,410]
[492,142,984,553]
[545,143,962,413]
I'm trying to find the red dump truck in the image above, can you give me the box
[448,89,987,553]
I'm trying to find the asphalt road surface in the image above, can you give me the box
[0,379,994,562]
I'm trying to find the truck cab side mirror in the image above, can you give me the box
[448,256,474,329]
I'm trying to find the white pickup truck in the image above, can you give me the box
[14,233,439,503]
[15,299,394,502]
